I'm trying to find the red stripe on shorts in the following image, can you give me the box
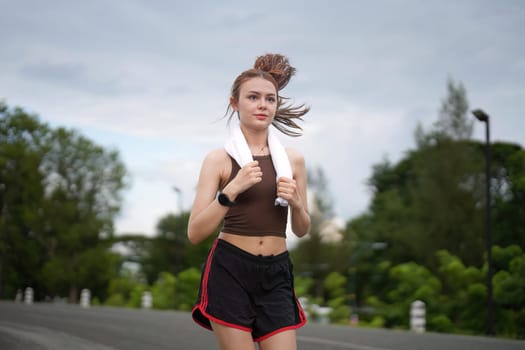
[200,238,219,311]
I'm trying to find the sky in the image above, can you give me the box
[1,1,524,237]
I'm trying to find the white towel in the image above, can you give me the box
[224,122,292,206]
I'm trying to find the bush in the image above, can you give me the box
[151,272,177,309]
[105,293,126,307]
[429,314,454,333]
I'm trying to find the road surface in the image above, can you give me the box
[0,301,523,349]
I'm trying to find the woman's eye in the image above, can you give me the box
[267,97,276,103]
[248,95,257,100]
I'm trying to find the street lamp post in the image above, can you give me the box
[172,186,183,214]
[471,108,494,336]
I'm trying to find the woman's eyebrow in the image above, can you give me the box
[247,90,276,96]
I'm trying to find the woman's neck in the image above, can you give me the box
[240,124,269,150]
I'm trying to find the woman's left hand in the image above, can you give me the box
[276,177,302,209]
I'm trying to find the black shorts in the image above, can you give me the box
[192,238,306,342]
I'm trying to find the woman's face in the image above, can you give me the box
[231,77,277,130]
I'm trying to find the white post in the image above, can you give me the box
[410,300,426,333]
[80,289,91,308]
[15,289,23,302]
[141,291,152,309]
[24,287,34,304]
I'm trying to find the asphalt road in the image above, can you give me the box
[0,301,523,350]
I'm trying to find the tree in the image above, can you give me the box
[0,102,50,299]
[0,101,128,302]
[490,143,525,248]
[493,245,525,337]
[434,79,473,140]
[39,126,128,302]
[410,79,485,266]
[343,79,525,336]
[141,211,215,285]
[291,167,345,299]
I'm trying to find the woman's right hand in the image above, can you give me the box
[225,160,262,197]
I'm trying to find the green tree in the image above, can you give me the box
[490,143,525,248]
[39,127,128,302]
[324,272,351,324]
[434,250,486,333]
[493,245,525,337]
[151,271,177,310]
[142,211,215,285]
[410,79,485,267]
[1,101,128,302]
[291,167,344,298]
[434,79,473,140]
[0,102,50,299]
[174,267,201,311]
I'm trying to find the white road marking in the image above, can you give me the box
[297,335,392,350]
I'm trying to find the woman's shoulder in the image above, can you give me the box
[285,147,305,163]
[203,148,231,164]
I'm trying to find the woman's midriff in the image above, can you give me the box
[219,232,287,256]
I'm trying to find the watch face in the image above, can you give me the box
[218,193,234,207]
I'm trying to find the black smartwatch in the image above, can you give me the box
[217,192,235,207]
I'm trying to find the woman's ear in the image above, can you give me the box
[229,96,238,112]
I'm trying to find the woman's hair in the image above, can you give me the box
[226,53,310,137]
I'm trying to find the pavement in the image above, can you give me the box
[0,301,523,350]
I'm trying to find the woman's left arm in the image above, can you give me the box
[277,149,310,237]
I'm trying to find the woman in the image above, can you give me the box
[188,53,310,350]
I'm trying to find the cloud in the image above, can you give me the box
[1,0,524,236]
[19,62,124,96]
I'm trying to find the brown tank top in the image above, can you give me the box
[222,155,288,237]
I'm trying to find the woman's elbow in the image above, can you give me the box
[292,223,310,238]
[187,225,203,245]
[294,228,309,238]
[292,218,311,238]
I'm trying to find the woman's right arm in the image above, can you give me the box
[187,150,262,244]
[187,150,230,244]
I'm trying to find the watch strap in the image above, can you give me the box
[217,192,235,207]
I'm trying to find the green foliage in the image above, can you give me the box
[322,272,351,324]
[292,167,349,300]
[515,309,525,339]
[335,79,525,338]
[429,314,454,333]
[107,276,139,304]
[494,254,525,307]
[1,104,50,298]
[173,267,200,311]
[434,79,472,140]
[141,212,215,285]
[359,248,525,337]
[323,272,347,300]
[492,244,525,337]
[105,293,126,307]
[103,272,148,308]
[128,285,148,308]
[328,302,351,324]
[491,144,525,248]
[492,245,523,272]
[367,316,385,328]
[387,263,441,303]
[0,102,128,301]
[151,272,177,310]
[294,276,314,297]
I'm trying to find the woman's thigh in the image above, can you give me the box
[210,321,257,350]
[259,330,297,350]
